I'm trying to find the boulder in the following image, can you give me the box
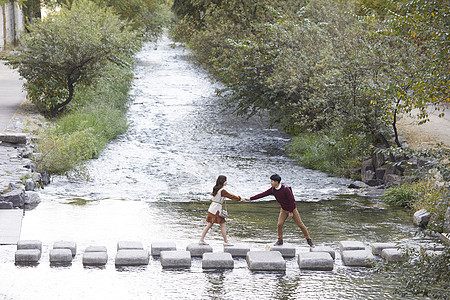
[384,174,402,188]
[0,201,13,209]
[298,252,333,271]
[3,189,26,208]
[375,168,386,181]
[41,172,51,186]
[361,159,375,173]
[25,179,35,191]
[202,252,234,269]
[160,250,191,268]
[413,209,431,228]
[246,251,286,271]
[25,191,41,205]
[363,170,376,184]
[348,181,368,189]
[372,151,385,169]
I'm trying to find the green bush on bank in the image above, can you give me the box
[35,63,133,178]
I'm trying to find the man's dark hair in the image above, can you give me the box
[270,174,281,183]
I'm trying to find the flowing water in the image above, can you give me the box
[0,35,428,299]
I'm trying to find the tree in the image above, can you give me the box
[4,0,142,116]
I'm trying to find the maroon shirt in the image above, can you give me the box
[250,185,296,212]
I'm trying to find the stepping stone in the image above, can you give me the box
[15,249,41,263]
[310,246,335,260]
[381,249,405,262]
[117,241,144,251]
[202,252,234,269]
[298,252,333,271]
[115,249,149,266]
[53,241,77,257]
[419,243,446,252]
[246,251,286,271]
[266,243,296,258]
[85,246,107,253]
[341,250,374,267]
[83,251,108,266]
[339,241,365,254]
[223,244,250,257]
[17,240,42,252]
[50,249,73,263]
[151,242,176,256]
[371,243,396,255]
[186,243,213,257]
[160,250,191,268]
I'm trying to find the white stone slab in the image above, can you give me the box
[341,250,374,267]
[83,251,108,266]
[310,246,335,260]
[0,209,22,245]
[15,249,41,263]
[50,249,73,263]
[371,243,396,255]
[381,249,405,262]
[339,241,365,254]
[223,244,250,257]
[202,252,234,269]
[151,242,176,256]
[186,243,213,257]
[298,252,333,271]
[115,249,149,266]
[117,241,144,251]
[53,240,77,257]
[85,246,107,253]
[17,240,42,251]
[266,243,296,258]
[160,250,191,268]
[246,251,286,271]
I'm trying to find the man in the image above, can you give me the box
[248,174,314,247]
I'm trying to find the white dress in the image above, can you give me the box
[208,187,225,215]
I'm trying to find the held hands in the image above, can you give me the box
[241,197,251,202]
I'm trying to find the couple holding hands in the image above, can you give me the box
[199,174,314,248]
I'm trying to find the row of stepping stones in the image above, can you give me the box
[14,240,409,271]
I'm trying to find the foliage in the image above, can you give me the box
[382,181,419,208]
[378,245,450,299]
[4,0,141,116]
[35,62,132,178]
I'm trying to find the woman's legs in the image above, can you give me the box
[219,223,228,243]
[199,222,214,243]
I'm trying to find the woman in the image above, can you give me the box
[199,175,242,246]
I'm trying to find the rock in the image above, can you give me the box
[17,240,42,251]
[85,246,107,253]
[246,251,286,271]
[381,249,405,262]
[372,151,385,169]
[32,172,42,184]
[384,174,402,188]
[3,189,26,208]
[160,250,191,268]
[348,181,368,189]
[266,243,296,258]
[15,249,41,264]
[375,168,386,181]
[117,241,144,251]
[151,242,176,256]
[310,246,335,260]
[25,191,41,205]
[444,207,450,232]
[223,244,250,257]
[371,242,396,255]
[53,240,77,257]
[186,243,213,257]
[0,133,27,144]
[339,241,365,254]
[83,252,108,266]
[341,250,374,267]
[0,201,13,209]
[115,250,149,266]
[361,159,374,173]
[50,249,73,263]
[41,172,51,186]
[25,179,35,191]
[413,209,431,228]
[202,252,234,269]
[298,252,334,271]
[363,170,376,184]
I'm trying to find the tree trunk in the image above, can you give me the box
[10,0,16,47]
[51,79,74,116]
[2,4,6,49]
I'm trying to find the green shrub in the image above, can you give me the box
[382,183,418,208]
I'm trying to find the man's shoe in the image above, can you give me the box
[274,239,283,246]
[307,239,315,248]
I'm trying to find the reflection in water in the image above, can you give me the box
[0,35,428,299]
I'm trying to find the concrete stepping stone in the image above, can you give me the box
[53,240,77,257]
[202,252,234,269]
[371,242,396,255]
[50,249,73,263]
[186,243,213,257]
[381,248,405,262]
[341,250,374,267]
[151,242,176,256]
[160,250,191,268]
[17,240,42,252]
[83,246,108,266]
[310,246,335,260]
[117,241,144,251]
[223,244,250,257]
[298,252,333,271]
[85,246,107,253]
[15,249,41,263]
[339,241,365,254]
[115,249,149,266]
[266,243,296,258]
[246,251,286,271]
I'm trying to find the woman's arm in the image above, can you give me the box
[221,189,241,201]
